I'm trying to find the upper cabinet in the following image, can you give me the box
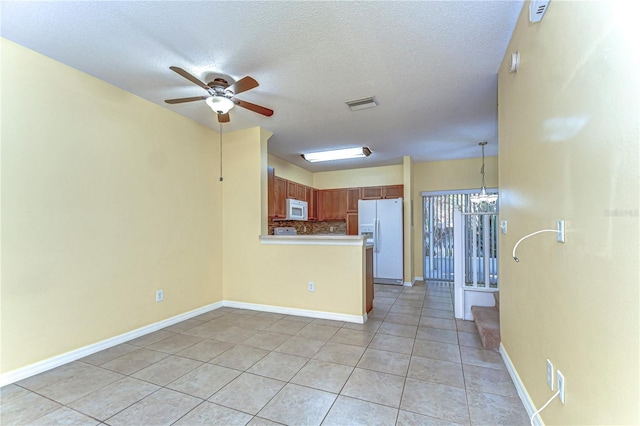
[268,167,275,218]
[361,186,383,199]
[268,168,402,222]
[318,189,347,221]
[383,185,404,199]
[307,187,319,221]
[347,188,361,212]
[273,176,287,219]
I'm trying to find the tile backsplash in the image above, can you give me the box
[268,220,346,235]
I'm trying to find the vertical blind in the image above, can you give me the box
[423,191,498,287]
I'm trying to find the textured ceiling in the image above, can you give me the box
[1,1,523,172]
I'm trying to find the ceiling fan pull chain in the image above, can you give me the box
[219,123,223,182]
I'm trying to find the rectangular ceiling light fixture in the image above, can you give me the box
[301,147,372,163]
[346,96,377,111]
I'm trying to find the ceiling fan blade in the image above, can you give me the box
[233,98,274,117]
[164,96,208,104]
[226,76,259,96]
[169,66,210,91]
[218,113,230,123]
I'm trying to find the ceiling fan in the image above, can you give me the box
[164,66,274,123]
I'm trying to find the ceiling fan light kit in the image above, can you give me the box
[302,147,372,163]
[206,96,235,114]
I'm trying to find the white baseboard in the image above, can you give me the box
[499,343,539,425]
[222,301,366,324]
[0,301,223,387]
[403,281,413,287]
[1,300,365,387]
[414,276,424,283]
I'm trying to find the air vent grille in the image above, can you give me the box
[529,0,550,22]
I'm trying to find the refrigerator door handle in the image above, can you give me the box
[374,218,380,253]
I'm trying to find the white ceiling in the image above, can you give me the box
[1,1,523,172]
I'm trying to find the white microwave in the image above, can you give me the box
[285,199,308,221]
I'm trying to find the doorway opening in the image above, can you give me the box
[422,190,499,285]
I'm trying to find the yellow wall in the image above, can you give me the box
[412,157,499,279]
[268,154,313,186]
[313,164,403,189]
[223,130,365,316]
[498,2,639,424]
[0,39,224,373]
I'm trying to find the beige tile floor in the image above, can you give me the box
[0,281,529,425]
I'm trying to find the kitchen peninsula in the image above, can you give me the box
[259,234,374,315]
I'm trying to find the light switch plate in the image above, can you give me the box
[557,220,565,243]
[500,220,508,234]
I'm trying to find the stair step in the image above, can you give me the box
[471,305,500,351]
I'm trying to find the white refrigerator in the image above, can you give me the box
[358,198,403,285]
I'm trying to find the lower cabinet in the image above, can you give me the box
[346,212,359,235]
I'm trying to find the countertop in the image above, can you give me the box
[260,234,367,246]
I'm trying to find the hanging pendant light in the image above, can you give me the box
[470,141,498,205]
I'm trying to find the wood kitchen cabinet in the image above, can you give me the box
[287,181,298,200]
[273,176,287,219]
[268,167,275,218]
[306,187,318,220]
[318,189,347,221]
[366,246,374,313]
[361,186,383,199]
[383,185,404,199]
[297,184,307,201]
[346,212,359,235]
[346,188,360,212]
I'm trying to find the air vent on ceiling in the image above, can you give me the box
[529,0,550,22]
[346,96,377,111]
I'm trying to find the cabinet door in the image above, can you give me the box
[306,187,318,220]
[287,181,298,199]
[274,177,287,218]
[383,185,404,199]
[361,186,383,199]
[366,247,374,313]
[347,188,360,212]
[297,184,307,201]
[346,212,359,235]
[268,167,275,218]
[318,189,345,221]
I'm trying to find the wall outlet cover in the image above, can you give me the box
[546,359,554,390]
[557,370,565,404]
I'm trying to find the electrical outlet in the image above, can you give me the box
[546,359,554,390]
[308,281,315,292]
[500,220,508,234]
[557,370,565,404]
[156,290,164,302]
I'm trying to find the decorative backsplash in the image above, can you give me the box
[268,220,346,235]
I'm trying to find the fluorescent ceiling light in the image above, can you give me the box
[346,97,377,111]
[302,147,372,163]
[206,96,235,114]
